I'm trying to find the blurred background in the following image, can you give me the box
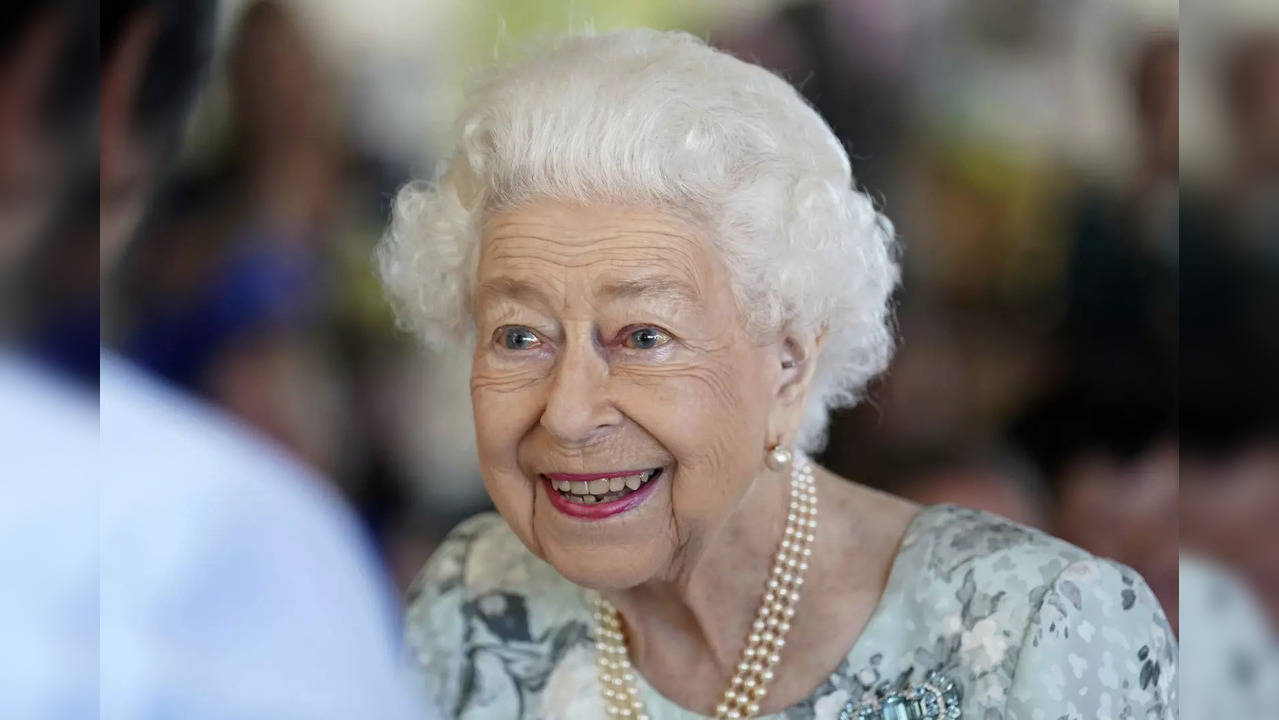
[72,0,1268,639]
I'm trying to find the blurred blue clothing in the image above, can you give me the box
[0,353,98,719]
[126,232,322,389]
[27,300,101,389]
[101,351,435,720]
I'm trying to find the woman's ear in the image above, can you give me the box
[766,326,826,448]
[775,326,825,406]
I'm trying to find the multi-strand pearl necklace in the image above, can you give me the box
[593,457,818,720]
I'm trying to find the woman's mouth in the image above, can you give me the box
[541,468,662,519]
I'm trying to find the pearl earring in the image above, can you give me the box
[765,443,792,471]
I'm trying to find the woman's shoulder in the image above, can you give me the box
[898,504,1166,628]
[904,503,1097,592]
[406,511,586,621]
[404,513,594,717]
[882,504,1170,653]
[877,504,1176,716]
[405,513,521,603]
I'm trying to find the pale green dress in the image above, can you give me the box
[405,505,1177,719]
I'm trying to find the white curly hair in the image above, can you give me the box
[377,29,899,452]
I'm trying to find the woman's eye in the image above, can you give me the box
[623,327,670,350]
[497,327,540,350]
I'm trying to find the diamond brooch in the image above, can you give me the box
[838,671,962,720]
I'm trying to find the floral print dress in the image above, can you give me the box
[405,505,1177,719]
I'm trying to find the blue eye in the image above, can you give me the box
[625,327,669,350]
[499,327,540,350]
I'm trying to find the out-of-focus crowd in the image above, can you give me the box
[91,0,1274,635]
[4,0,1277,652]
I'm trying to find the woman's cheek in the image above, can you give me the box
[622,350,753,422]
[470,363,546,471]
[618,359,759,491]
[470,369,548,555]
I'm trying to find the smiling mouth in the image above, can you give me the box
[543,468,662,505]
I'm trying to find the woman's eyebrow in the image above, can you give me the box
[475,275,702,311]
[596,276,702,306]
[475,276,551,307]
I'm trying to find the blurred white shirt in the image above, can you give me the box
[0,353,98,719]
[1180,553,1279,719]
[98,351,434,720]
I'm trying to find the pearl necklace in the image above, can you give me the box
[592,457,818,720]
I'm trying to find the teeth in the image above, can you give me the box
[553,470,659,500]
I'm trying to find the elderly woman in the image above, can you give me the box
[378,30,1176,720]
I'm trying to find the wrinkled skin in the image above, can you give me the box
[469,199,917,713]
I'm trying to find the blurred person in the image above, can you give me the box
[118,0,473,599]
[817,305,1053,492]
[120,0,348,475]
[382,30,1176,719]
[1220,28,1279,244]
[0,5,98,716]
[0,352,97,719]
[1181,18,1279,628]
[1058,32,1179,402]
[1179,554,1279,719]
[894,447,1050,529]
[809,2,1084,489]
[117,0,469,585]
[98,1,433,718]
[717,0,915,203]
[1000,29,1182,634]
[1013,379,1179,631]
[1052,440,1179,629]
[0,0,97,381]
[0,4,66,290]
[1183,439,1279,632]
[1183,25,1279,399]
[1178,10,1279,712]
[1181,333,1279,631]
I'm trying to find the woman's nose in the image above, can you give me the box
[539,338,622,445]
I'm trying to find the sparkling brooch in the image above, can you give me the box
[838,671,962,720]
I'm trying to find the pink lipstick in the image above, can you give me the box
[543,468,662,520]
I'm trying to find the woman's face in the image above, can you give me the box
[470,199,792,590]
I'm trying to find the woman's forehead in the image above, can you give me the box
[482,200,707,252]
[477,201,726,301]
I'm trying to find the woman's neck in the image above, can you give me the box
[600,464,795,705]
[597,466,920,716]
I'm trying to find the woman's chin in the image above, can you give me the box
[540,543,664,591]
[524,469,673,588]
